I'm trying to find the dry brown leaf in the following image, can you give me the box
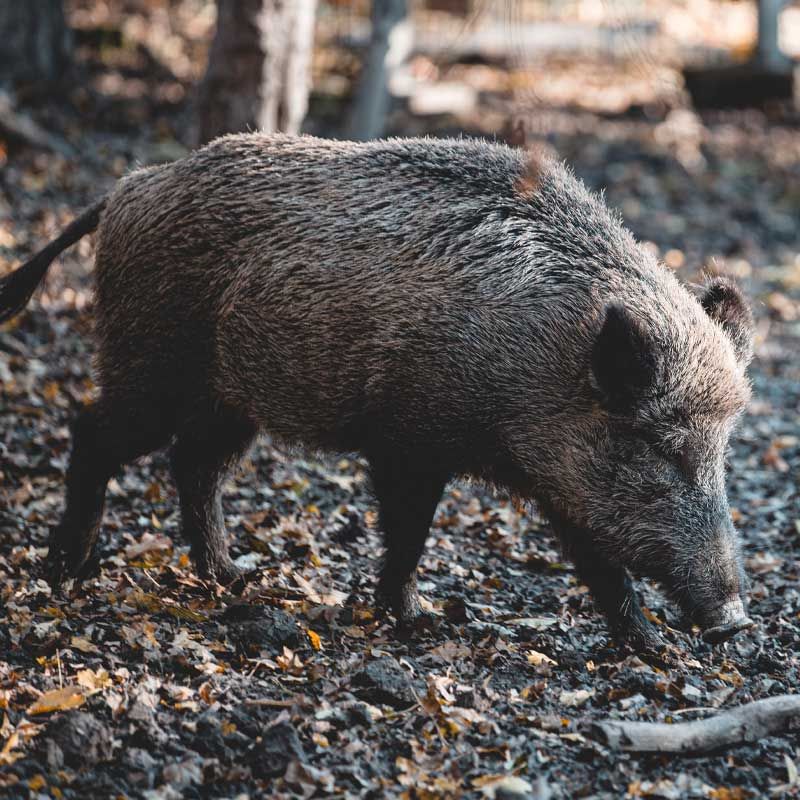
[28,686,85,715]
[745,552,783,574]
[70,635,100,654]
[526,649,558,667]
[76,668,112,694]
[124,533,172,560]
[431,641,472,662]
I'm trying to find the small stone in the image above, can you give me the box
[47,711,114,767]
[124,748,158,788]
[347,701,380,727]
[536,715,565,732]
[225,605,301,654]
[127,700,169,748]
[352,657,416,709]
[249,721,306,779]
[46,738,64,772]
[559,688,595,708]
[194,713,232,762]
[162,756,204,789]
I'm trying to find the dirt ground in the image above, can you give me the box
[1,2,799,799]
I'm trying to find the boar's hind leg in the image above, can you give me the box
[47,402,172,588]
[566,535,665,652]
[370,458,448,626]
[169,409,257,585]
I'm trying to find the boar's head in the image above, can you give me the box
[550,277,755,641]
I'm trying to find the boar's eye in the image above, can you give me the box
[637,431,694,478]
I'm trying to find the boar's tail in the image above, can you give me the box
[0,197,107,325]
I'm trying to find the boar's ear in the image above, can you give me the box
[591,303,658,411]
[701,278,754,365]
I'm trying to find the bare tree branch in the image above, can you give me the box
[592,695,800,754]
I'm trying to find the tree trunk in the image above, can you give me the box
[757,0,790,72]
[348,0,411,141]
[197,0,318,145]
[0,0,72,94]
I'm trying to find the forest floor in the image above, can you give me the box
[1,3,800,799]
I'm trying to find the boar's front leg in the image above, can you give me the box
[169,409,257,585]
[369,457,448,626]
[560,527,665,652]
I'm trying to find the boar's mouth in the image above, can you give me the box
[699,596,754,644]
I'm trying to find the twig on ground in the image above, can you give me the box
[592,695,800,754]
[245,695,308,708]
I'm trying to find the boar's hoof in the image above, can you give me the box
[376,578,432,630]
[612,612,666,655]
[702,597,755,644]
[607,596,666,654]
[197,557,245,589]
[616,624,666,655]
[44,535,99,591]
[396,611,437,636]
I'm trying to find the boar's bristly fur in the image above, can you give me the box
[0,134,754,651]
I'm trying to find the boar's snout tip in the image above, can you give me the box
[701,596,755,644]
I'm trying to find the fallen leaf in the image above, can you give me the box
[307,629,322,651]
[124,533,172,560]
[76,668,112,694]
[431,641,472,662]
[709,787,752,800]
[143,481,162,502]
[0,731,21,767]
[293,573,348,606]
[28,686,85,715]
[762,442,790,472]
[70,636,100,654]
[745,552,783,574]
[526,649,557,667]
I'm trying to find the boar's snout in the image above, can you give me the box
[700,596,754,643]
[673,519,753,644]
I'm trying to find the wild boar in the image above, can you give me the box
[0,134,755,650]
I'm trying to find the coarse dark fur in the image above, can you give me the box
[0,134,755,650]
